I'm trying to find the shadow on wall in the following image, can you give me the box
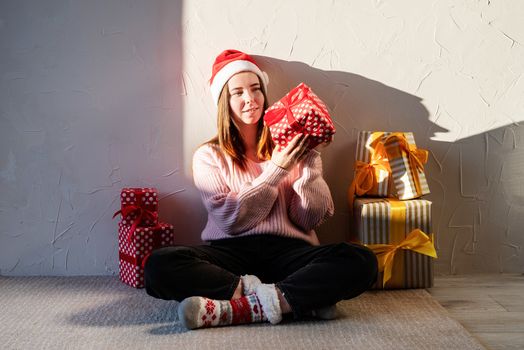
[253,55,447,244]
[429,124,524,274]
[254,56,524,273]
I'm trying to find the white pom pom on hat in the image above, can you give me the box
[209,49,269,106]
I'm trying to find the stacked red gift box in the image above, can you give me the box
[113,188,174,288]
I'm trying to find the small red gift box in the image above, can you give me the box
[113,188,159,228]
[264,83,335,150]
[118,221,175,288]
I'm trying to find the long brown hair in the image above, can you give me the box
[207,76,274,170]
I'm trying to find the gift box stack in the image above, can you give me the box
[264,82,335,150]
[348,131,437,289]
[113,188,175,288]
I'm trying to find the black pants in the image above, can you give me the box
[144,235,378,318]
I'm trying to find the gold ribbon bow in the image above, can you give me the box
[348,142,391,211]
[366,229,437,287]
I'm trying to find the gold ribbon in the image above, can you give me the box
[348,142,391,212]
[366,228,437,287]
[384,133,428,196]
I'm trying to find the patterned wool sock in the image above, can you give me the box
[242,276,335,321]
[240,274,262,295]
[253,283,282,324]
[240,276,282,324]
[178,294,266,329]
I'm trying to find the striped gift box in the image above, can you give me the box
[352,198,435,289]
[354,131,392,197]
[355,131,430,199]
[383,133,430,199]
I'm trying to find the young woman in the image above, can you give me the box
[144,49,378,329]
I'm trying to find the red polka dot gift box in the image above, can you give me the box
[113,188,159,229]
[264,83,335,150]
[118,221,175,288]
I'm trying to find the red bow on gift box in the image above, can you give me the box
[119,251,151,269]
[264,83,334,149]
[113,191,159,243]
[265,84,313,130]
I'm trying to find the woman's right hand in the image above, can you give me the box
[271,133,311,170]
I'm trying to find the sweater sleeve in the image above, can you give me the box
[193,145,289,236]
[288,150,335,231]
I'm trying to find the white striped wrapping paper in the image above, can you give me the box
[353,198,434,289]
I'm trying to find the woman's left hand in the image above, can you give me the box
[271,133,312,170]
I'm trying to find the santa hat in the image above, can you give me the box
[209,49,269,105]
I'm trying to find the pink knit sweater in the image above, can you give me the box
[192,143,334,245]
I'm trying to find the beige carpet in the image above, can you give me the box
[0,276,485,350]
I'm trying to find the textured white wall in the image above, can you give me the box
[1,0,523,275]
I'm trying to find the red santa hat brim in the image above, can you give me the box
[209,50,268,105]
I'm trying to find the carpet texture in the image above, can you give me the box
[0,276,485,349]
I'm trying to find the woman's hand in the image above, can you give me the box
[272,134,311,170]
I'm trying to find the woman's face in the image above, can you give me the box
[227,72,265,127]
